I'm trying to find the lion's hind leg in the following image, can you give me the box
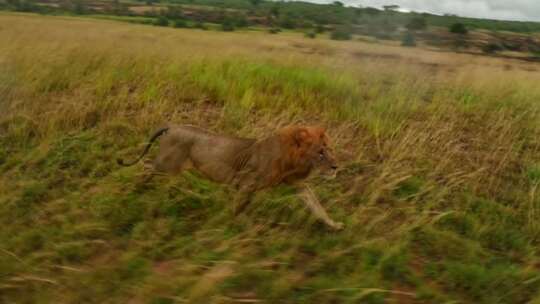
[133,158,165,188]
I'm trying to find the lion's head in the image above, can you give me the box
[278,125,338,180]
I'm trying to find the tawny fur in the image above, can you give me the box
[118,124,343,230]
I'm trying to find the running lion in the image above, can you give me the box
[117,124,343,230]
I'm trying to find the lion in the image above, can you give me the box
[117,124,344,230]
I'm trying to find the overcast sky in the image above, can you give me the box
[308,1,540,22]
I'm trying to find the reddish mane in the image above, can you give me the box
[268,125,327,185]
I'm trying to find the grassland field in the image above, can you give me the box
[1,12,540,304]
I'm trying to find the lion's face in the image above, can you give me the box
[294,126,338,176]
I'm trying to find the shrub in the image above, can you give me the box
[164,5,183,19]
[72,0,87,15]
[401,31,416,47]
[482,42,504,54]
[234,16,249,28]
[406,17,427,31]
[268,27,281,34]
[221,19,235,31]
[330,25,352,40]
[153,16,169,27]
[194,21,208,30]
[453,37,469,50]
[315,24,326,33]
[278,16,296,29]
[8,0,42,12]
[173,19,188,28]
[450,22,468,34]
[527,164,540,184]
[305,31,316,39]
[249,0,262,7]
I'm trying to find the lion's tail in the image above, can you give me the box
[117,127,169,167]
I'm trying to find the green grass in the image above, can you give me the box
[84,14,156,25]
[1,14,540,303]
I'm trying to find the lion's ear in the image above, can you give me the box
[294,128,310,147]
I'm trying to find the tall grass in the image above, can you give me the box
[1,13,540,303]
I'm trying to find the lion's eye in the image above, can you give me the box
[319,151,325,159]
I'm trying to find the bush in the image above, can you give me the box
[173,19,188,28]
[268,27,281,34]
[450,23,468,34]
[194,21,208,30]
[482,42,504,54]
[279,16,296,29]
[305,31,316,39]
[234,16,249,28]
[406,17,427,31]
[164,5,183,19]
[315,24,326,33]
[453,37,469,50]
[528,164,540,183]
[153,16,169,27]
[221,19,235,31]
[330,25,352,40]
[401,31,416,47]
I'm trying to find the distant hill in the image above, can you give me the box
[3,0,540,33]
[3,0,540,59]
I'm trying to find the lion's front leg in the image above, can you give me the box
[298,185,344,230]
[233,188,255,215]
[232,173,258,215]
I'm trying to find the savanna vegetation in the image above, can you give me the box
[3,0,540,60]
[1,13,540,303]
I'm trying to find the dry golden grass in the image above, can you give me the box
[1,12,540,304]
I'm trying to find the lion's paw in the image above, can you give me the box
[331,221,344,231]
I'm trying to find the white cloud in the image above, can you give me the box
[309,0,540,22]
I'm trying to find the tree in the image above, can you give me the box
[249,0,261,7]
[269,4,280,18]
[406,17,427,31]
[12,0,40,12]
[364,7,381,16]
[165,6,183,19]
[333,1,343,7]
[450,23,468,34]
[73,0,87,15]
[109,0,129,15]
[383,5,399,12]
